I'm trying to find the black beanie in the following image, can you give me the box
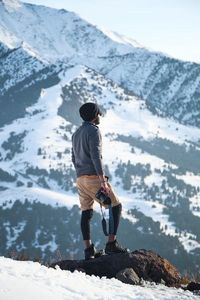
[79,102,101,121]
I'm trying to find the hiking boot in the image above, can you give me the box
[84,244,96,260]
[84,244,105,260]
[105,240,129,255]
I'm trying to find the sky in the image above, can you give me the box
[22,0,200,63]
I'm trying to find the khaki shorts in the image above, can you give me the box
[76,175,121,211]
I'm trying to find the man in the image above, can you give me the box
[72,102,127,260]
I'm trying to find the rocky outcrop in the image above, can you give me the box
[116,268,140,285]
[50,249,181,286]
[186,281,200,293]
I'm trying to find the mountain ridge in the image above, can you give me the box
[0,1,200,127]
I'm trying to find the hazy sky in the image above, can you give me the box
[23,0,200,63]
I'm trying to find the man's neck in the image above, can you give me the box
[83,121,98,126]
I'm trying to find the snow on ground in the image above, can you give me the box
[0,256,196,300]
[100,99,200,147]
[1,0,22,12]
[190,193,200,218]
[0,66,84,175]
[176,173,200,218]
[125,197,200,252]
[0,186,78,209]
[176,173,200,188]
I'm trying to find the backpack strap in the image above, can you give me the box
[100,204,114,236]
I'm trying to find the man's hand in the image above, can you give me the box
[100,179,110,195]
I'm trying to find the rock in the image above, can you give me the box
[186,281,200,291]
[50,249,181,286]
[116,268,140,285]
[160,279,166,285]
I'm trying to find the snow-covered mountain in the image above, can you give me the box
[0,0,200,273]
[1,0,200,127]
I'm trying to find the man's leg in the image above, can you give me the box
[105,202,128,254]
[102,183,128,254]
[77,176,127,255]
[81,209,98,259]
[87,179,125,247]
[108,203,122,242]
[76,177,97,259]
[81,209,93,248]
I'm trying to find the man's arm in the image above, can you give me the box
[88,128,103,175]
[71,133,76,167]
[71,147,75,167]
[88,128,110,194]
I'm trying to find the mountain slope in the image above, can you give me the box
[0,0,135,60]
[0,44,61,126]
[86,53,200,127]
[0,65,200,272]
[0,0,200,273]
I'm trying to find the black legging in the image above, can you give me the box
[81,209,93,240]
[81,203,122,240]
[109,203,122,235]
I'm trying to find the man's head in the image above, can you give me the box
[79,102,102,124]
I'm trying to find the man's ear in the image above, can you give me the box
[92,114,98,122]
[93,114,100,125]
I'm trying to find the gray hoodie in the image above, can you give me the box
[72,121,104,177]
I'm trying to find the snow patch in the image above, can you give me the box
[1,0,22,12]
[0,187,78,209]
[0,257,197,300]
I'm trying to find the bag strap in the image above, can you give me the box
[100,204,114,236]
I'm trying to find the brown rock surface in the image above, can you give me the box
[50,249,181,286]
